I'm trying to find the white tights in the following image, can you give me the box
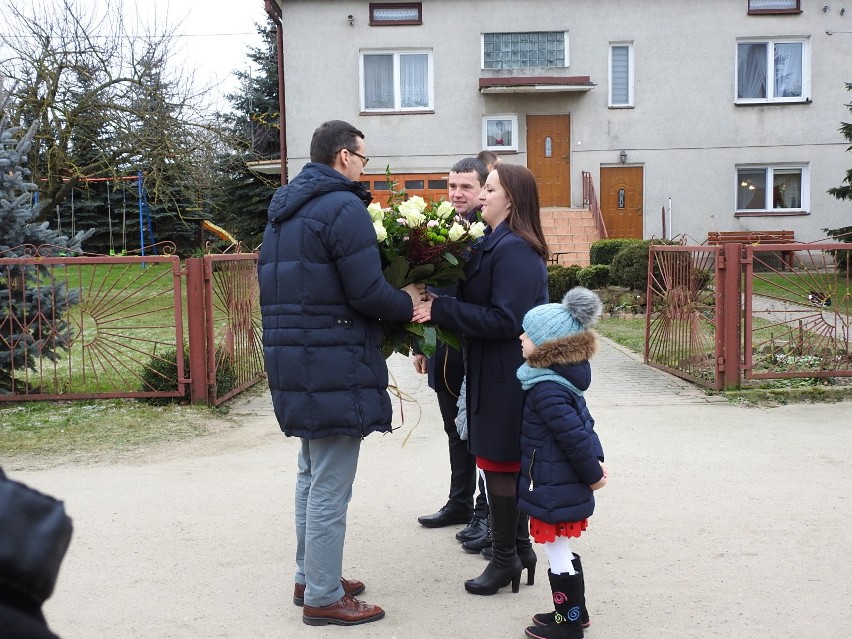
[542,536,576,575]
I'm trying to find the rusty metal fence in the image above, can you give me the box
[0,247,264,404]
[646,241,852,390]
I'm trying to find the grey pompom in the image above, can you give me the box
[561,287,603,329]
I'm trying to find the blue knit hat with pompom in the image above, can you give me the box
[522,287,603,346]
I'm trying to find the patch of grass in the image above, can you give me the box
[595,317,646,354]
[0,399,230,469]
[722,386,852,406]
[751,271,851,309]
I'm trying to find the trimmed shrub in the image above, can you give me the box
[589,238,644,266]
[578,264,611,289]
[609,241,651,290]
[547,264,582,302]
[139,345,237,404]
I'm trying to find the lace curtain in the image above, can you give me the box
[738,43,767,99]
[364,53,428,109]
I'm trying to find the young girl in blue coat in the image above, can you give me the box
[516,288,608,639]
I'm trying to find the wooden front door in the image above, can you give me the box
[526,115,570,207]
[600,166,644,238]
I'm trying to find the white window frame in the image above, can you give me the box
[359,50,434,113]
[735,37,810,104]
[482,115,518,153]
[609,42,634,108]
[734,164,809,214]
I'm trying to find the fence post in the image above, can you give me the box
[185,257,209,404]
[718,243,742,390]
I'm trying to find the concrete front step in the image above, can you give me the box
[540,207,601,267]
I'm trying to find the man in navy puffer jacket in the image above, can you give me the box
[258,120,423,627]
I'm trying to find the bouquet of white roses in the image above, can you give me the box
[368,176,486,358]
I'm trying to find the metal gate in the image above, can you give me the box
[1,249,264,404]
[646,241,852,390]
[0,252,186,401]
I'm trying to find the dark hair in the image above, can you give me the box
[494,163,549,261]
[449,157,488,186]
[476,150,500,167]
[309,120,365,166]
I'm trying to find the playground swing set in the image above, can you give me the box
[47,171,238,254]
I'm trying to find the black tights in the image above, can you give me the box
[483,470,518,499]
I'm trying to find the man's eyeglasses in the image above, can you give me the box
[347,149,369,167]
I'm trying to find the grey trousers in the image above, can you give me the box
[294,435,361,607]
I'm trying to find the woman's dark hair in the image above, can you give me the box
[494,163,550,261]
[310,120,365,165]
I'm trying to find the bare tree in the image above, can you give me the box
[0,0,223,216]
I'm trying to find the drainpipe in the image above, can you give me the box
[264,0,288,184]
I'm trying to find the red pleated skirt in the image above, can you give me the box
[476,456,521,473]
[529,517,588,544]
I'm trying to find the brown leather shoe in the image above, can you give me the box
[302,594,385,626]
[293,578,366,606]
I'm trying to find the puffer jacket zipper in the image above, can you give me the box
[528,448,537,492]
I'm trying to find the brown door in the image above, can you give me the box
[600,166,644,238]
[526,115,570,207]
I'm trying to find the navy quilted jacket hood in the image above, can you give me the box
[267,162,371,225]
[258,163,412,439]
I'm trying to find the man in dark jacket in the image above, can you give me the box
[0,468,72,639]
[413,158,490,546]
[258,120,423,627]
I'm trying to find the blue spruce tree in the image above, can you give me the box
[0,103,92,393]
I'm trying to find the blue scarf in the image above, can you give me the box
[516,362,583,396]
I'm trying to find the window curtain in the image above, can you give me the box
[774,42,802,98]
[611,46,629,104]
[400,54,428,108]
[737,169,768,209]
[364,55,394,109]
[737,43,767,99]
[772,169,802,208]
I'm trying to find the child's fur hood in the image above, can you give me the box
[527,330,597,369]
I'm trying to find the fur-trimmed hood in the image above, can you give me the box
[527,330,597,369]
[525,330,597,393]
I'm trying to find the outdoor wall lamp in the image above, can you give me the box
[619,150,627,164]
[348,14,354,26]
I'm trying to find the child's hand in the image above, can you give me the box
[590,461,608,491]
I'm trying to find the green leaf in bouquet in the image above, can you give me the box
[437,327,461,351]
[419,324,438,357]
[443,251,459,266]
[383,256,409,288]
[407,263,436,282]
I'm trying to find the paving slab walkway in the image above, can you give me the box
[12,336,852,639]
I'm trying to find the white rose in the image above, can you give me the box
[468,221,487,239]
[367,202,384,223]
[407,195,427,213]
[399,201,426,226]
[447,222,467,242]
[435,201,455,220]
[373,221,388,242]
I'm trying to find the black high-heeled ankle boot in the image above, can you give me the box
[516,513,537,586]
[464,494,522,595]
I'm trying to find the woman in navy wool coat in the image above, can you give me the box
[413,163,549,596]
